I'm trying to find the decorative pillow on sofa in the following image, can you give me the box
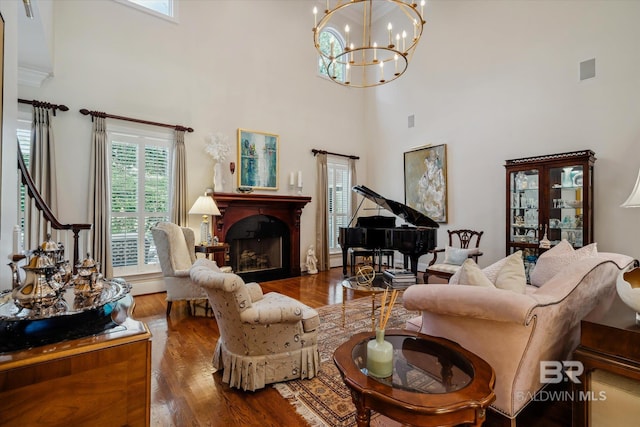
[457,251,527,293]
[443,246,478,265]
[529,240,598,287]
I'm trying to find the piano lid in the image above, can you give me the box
[352,185,440,228]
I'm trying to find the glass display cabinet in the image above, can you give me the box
[505,150,596,277]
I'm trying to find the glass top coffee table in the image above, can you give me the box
[334,329,496,427]
[341,273,396,331]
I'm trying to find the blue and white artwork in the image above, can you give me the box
[237,129,279,190]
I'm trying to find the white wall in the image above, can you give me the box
[1,1,20,288]
[366,0,640,267]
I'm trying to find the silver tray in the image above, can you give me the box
[0,279,131,321]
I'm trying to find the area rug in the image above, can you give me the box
[273,297,418,427]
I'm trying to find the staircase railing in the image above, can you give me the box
[17,144,92,270]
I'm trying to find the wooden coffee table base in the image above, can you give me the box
[334,329,495,427]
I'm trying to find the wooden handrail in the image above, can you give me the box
[17,143,92,269]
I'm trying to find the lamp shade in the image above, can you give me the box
[621,169,640,208]
[189,196,221,216]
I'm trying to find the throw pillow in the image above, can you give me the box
[529,241,598,287]
[494,251,527,293]
[443,246,476,266]
[458,259,494,287]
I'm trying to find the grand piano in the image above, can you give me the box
[339,185,439,277]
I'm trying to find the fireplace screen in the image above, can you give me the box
[234,237,282,273]
[225,214,290,280]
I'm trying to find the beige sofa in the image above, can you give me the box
[190,258,321,391]
[403,252,634,421]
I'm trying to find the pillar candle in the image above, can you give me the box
[297,171,303,187]
[289,172,295,186]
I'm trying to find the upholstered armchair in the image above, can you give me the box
[403,251,634,421]
[190,258,321,391]
[151,221,207,316]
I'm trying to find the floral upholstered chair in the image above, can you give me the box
[190,258,321,391]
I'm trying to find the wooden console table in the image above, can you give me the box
[573,294,640,427]
[0,295,151,427]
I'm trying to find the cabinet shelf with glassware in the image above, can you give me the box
[505,150,595,270]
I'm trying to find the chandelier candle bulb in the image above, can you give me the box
[379,61,384,82]
[394,54,399,74]
[345,25,350,49]
[373,42,378,62]
[421,0,426,17]
[350,44,354,62]
[413,19,417,39]
[346,63,351,83]
[313,6,317,28]
[402,30,407,53]
[388,23,393,47]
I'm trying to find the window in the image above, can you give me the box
[109,127,172,275]
[116,0,177,22]
[17,118,31,237]
[327,156,351,253]
[317,27,345,83]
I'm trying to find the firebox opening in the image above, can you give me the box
[226,214,291,282]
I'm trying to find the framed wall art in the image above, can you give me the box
[404,144,448,223]
[237,128,279,190]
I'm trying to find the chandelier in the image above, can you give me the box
[313,0,426,88]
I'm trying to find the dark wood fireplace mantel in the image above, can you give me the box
[212,192,312,277]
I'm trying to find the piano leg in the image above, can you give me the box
[342,248,349,276]
[408,254,419,277]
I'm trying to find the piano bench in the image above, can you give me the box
[376,249,395,269]
[350,248,375,275]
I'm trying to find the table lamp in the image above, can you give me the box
[189,194,221,245]
[621,168,640,208]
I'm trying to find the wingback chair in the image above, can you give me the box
[190,258,321,391]
[151,221,207,316]
[424,229,484,283]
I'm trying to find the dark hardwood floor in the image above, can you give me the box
[131,267,570,427]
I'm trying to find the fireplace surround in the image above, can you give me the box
[212,192,311,281]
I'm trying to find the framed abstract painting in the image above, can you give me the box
[404,144,448,223]
[237,129,279,190]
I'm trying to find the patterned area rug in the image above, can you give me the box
[273,297,419,427]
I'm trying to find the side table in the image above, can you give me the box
[573,294,640,426]
[195,243,230,267]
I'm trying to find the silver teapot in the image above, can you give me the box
[10,248,63,310]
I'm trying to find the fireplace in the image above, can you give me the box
[212,192,311,282]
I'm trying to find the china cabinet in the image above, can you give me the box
[505,150,596,275]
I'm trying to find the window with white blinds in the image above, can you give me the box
[327,157,351,253]
[110,128,172,275]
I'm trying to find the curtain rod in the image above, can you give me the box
[18,98,69,116]
[79,108,194,133]
[311,149,359,160]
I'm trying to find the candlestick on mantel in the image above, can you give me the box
[298,171,302,194]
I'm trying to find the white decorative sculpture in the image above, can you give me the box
[306,245,318,275]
